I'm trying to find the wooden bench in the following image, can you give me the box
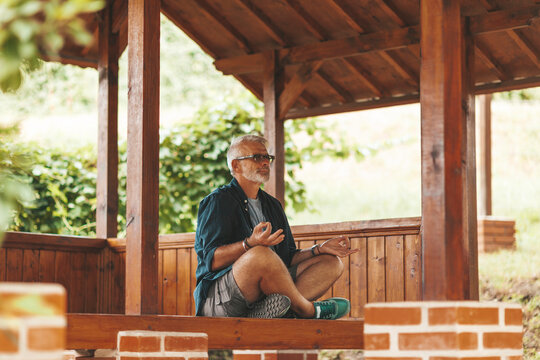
[67,314,365,350]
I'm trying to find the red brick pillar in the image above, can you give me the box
[117,331,208,360]
[233,350,318,360]
[0,282,66,359]
[364,302,523,360]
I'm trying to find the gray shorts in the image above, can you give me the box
[201,265,298,317]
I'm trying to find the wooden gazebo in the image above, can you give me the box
[2,0,540,352]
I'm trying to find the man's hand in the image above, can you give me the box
[319,236,358,257]
[247,222,285,247]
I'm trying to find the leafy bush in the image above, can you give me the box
[11,98,363,236]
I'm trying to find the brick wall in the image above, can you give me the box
[364,301,523,360]
[0,282,66,360]
[117,330,208,360]
[478,216,516,252]
[233,350,319,360]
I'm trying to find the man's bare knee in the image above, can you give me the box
[234,246,282,273]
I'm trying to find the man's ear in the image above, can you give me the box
[232,159,241,175]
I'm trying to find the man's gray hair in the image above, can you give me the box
[227,134,268,175]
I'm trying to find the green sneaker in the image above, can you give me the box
[313,297,350,320]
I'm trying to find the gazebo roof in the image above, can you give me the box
[49,0,540,118]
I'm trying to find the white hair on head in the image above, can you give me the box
[227,134,268,175]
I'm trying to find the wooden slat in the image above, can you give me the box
[263,50,285,205]
[163,249,178,315]
[506,30,540,69]
[176,248,192,315]
[158,250,164,314]
[6,248,23,281]
[22,249,39,282]
[367,236,385,302]
[404,234,421,301]
[0,247,6,281]
[342,58,385,98]
[349,237,366,318]
[69,252,86,313]
[315,70,352,104]
[385,235,404,302]
[85,252,99,313]
[126,0,160,315]
[38,250,55,283]
[190,249,198,314]
[475,41,513,81]
[97,0,119,239]
[55,252,72,309]
[67,314,365,350]
[111,252,126,314]
[469,5,540,35]
[328,0,365,33]
[284,0,328,41]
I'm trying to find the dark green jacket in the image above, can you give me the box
[194,178,297,315]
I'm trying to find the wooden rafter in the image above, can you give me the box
[378,50,418,88]
[506,30,540,68]
[197,0,253,53]
[328,0,365,33]
[278,61,323,119]
[111,0,127,34]
[215,6,540,75]
[341,58,385,98]
[236,0,287,47]
[161,2,218,59]
[376,0,408,26]
[284,0,327,41]
[475,41,513,81]
[315,70,353,104]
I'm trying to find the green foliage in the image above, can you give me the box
[0,0,104,92]
[495,87,540,101]
[0,125,34,240]
[11,97,362,236]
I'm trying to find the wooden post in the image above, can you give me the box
[420,0,478,300]
[477,94,492,216]
[126,0,160,315]
[97,1,119,239]
[263,51,285,206]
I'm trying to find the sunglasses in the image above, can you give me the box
[234,154,276,163]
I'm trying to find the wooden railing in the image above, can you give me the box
[1,217,422,317]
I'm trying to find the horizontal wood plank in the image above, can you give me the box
[67,314,364,350]
[3,232,107,251]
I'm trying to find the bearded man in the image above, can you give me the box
[194,134,357,319]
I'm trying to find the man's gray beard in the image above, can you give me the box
[244,171,270,184]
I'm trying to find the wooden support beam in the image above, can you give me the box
[111,0,128,34]
[198,0,253,53]
[264,51,285,206]
[67,314,365,350]
[470,5,540,35]
[420,0,478,301]
[475,75,540,94]
[477,94,492,217]
[126,0,160,315]
[286,94,419,120]
[376,0,408,26]
[279,61,323,119]
[97,1,119,239]
[214,5,540,75]
[236,0,288,47]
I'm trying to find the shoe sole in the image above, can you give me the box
[246,294,291,318]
